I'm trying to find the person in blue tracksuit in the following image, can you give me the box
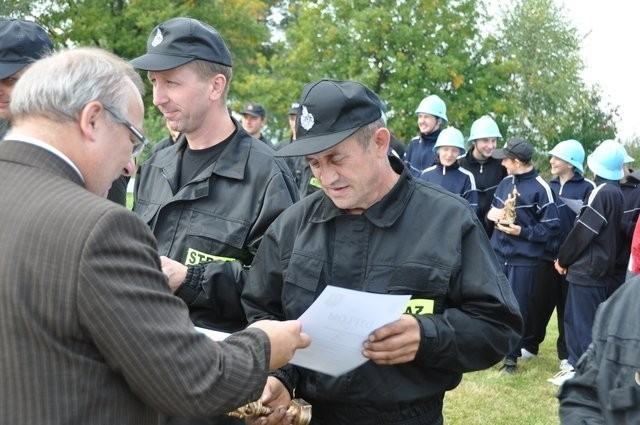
[403,94,447,176]
[552,140,625,387]
[487,138,560,374]
[458,115,507,237]
[419,126,478,214]
[521,140,595,374]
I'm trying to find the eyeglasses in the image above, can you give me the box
[103,106,148,157]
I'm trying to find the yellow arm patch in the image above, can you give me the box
[404,299,434,315]
[184,248,236,266]
[309,177,322,188]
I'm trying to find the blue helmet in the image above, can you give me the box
[620,145,635,164]
[433,127,466,156]
[587,140,625,180]
[548,139,585,174]
[468,115,502,142]
[415,95,448,124]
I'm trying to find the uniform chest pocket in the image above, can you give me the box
[282,253,325,319]
[385,264,451,315]
[187,210,250,249]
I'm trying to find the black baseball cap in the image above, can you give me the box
[492,137,534,162]
[241,102,266,118]
[288,102,300,115]
[130,17,232,71]
[0,19,53,79]
[276,79,384,157]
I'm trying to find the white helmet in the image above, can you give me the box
[587,140,625,180]
[468,115,502,142]
[548,139,585,174]
[433,127,466,156]
[415,95,448,124]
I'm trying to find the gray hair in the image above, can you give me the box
[353,118,385,150]
[11,47,144,123]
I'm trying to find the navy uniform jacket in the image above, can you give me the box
[418,162,479,214]
[557,180,623,287]
[546,174,595,259]
[559,274,640,424]
[458,148,507,236]
[242,170,521,418]
[490,169,560,265]
[403,129,441,177]
[134,122,298,331]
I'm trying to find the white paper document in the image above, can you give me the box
[290,285,411,377]
[560,197,584,214]
[195,326,230,341]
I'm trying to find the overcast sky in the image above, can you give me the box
[559,0,639,141]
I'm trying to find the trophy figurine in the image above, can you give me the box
[228,398,311,425]
[499,187,519,225]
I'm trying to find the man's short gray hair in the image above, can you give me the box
[353,118,385,150]
[11,47,144,123]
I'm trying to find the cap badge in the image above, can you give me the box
[300,106,314,131]
[151,28,163,47]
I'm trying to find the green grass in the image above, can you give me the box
[443,311,562,424]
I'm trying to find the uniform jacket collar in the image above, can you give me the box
[512,167,537,182]
[310,168,413,227]
[149,118,251,185]
[464,147,499,166]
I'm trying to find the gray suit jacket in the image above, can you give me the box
[0,140,270,424]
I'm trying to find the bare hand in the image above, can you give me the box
[495,222,522,236]
[362,314,421,365]
[160,256,188,293]
[248,320,311,370]
[554,260,567,275]
[486,207,505,223]
[245,377,295,425]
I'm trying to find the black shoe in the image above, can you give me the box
[499,359,517,375]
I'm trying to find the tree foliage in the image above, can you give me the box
[257,0,494,142]
[493,0,617,152]
[2,0,619,155]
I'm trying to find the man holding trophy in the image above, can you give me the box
[488,138,560,374]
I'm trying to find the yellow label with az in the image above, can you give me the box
[405,299,434,315]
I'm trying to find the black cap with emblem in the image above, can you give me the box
[130,17,232,71]
[275,79,383,157]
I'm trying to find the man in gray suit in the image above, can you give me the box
[0,47,309,425]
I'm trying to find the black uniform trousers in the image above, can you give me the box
[521,259,568,360]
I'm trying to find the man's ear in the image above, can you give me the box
[373,127,391,156]
[78,101,104,141]
[209,74,227,101]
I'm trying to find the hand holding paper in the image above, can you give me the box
[362,314,422,365]
[289,285,411,376]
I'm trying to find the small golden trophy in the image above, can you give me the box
[499,187,519,225]
[228,398,311,425]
